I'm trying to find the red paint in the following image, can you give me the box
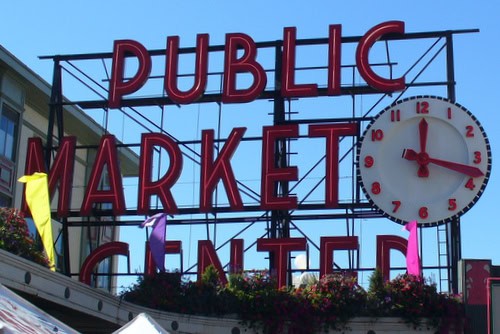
[108,21,406,106]
[260,125,299,210]
[165,34,209,104]
[108,40,152,108]
[281,27,318,97]
[145,240,182,275]
[79,242,129,285]
[198,240,228,285]
[138,133,183,214]
[222,33,267,103]
[356,21,406,92]
[376,235,407,281]
[80,135,126,216]
[320,236,358,278]
[257,237,307,287]
[22,136,76,217]
[309,123,358,207]
[200,128,245,212]
[80,233,413,287]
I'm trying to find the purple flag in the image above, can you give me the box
[141,213,167,272]
[404,220,421,277]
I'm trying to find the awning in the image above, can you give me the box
[112,313,170,334]
[0,283,79,334]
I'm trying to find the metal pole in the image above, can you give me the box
[446,32,461,293]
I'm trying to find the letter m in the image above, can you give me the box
[21,136,76,217]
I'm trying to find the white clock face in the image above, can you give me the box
[357,96,491,227]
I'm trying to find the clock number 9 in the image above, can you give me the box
[371,129,384,141]
[364,155,374,168]
[419,206,429,219]
[416,101,429,114]
[371,182,381,195]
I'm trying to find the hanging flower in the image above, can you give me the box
[0,207,50,267]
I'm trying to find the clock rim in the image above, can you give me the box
[356,95,492,227]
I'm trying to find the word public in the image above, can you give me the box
[108,21,406,108]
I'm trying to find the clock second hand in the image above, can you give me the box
[402,148,484,177]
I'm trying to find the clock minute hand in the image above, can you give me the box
[402,149,484,177]
[419,118,428,153]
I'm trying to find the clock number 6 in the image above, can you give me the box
[419,207,429,219]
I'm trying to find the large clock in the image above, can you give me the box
[357,96,491,227]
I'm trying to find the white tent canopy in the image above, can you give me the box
[113,313,170,334]
[0,283,79,334]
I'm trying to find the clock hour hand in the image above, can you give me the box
[402,149,484,177]
[401,148,429,177]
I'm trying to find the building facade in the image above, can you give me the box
[0,45,136,293]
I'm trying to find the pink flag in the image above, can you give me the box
[404,220,421,277]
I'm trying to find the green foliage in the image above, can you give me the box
[0,207,49,267]
[121,268,465,334]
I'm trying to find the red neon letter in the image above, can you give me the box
[281,27,318,97]
[308,123,358,207]
[200,128,245,212]
[197,240,228,285]
[328,24,342,95]
[257,237,306,287]
[108,40,152,108]
[80,135,126,216]
[222,33,267,103]
[320,236,358,278]
[230,239,244,274]
[79,242,129,285]
[145,240,182,276]
[356,21,405,92]
[376,235,407,281]
[261,125,298,210]
[138,133,182,214]
[22,136,76,217]
[165,34,209,104]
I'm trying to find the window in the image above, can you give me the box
[0,104,19,200]
[0,104,19,161]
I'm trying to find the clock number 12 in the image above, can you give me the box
[416,101,430,114]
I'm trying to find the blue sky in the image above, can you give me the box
[2,1,499,290]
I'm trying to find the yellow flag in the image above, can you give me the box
[18,172,56,271]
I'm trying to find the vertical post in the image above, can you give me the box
[446,32,461,293]
[48,59,71,276]
[269,42,291,281]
